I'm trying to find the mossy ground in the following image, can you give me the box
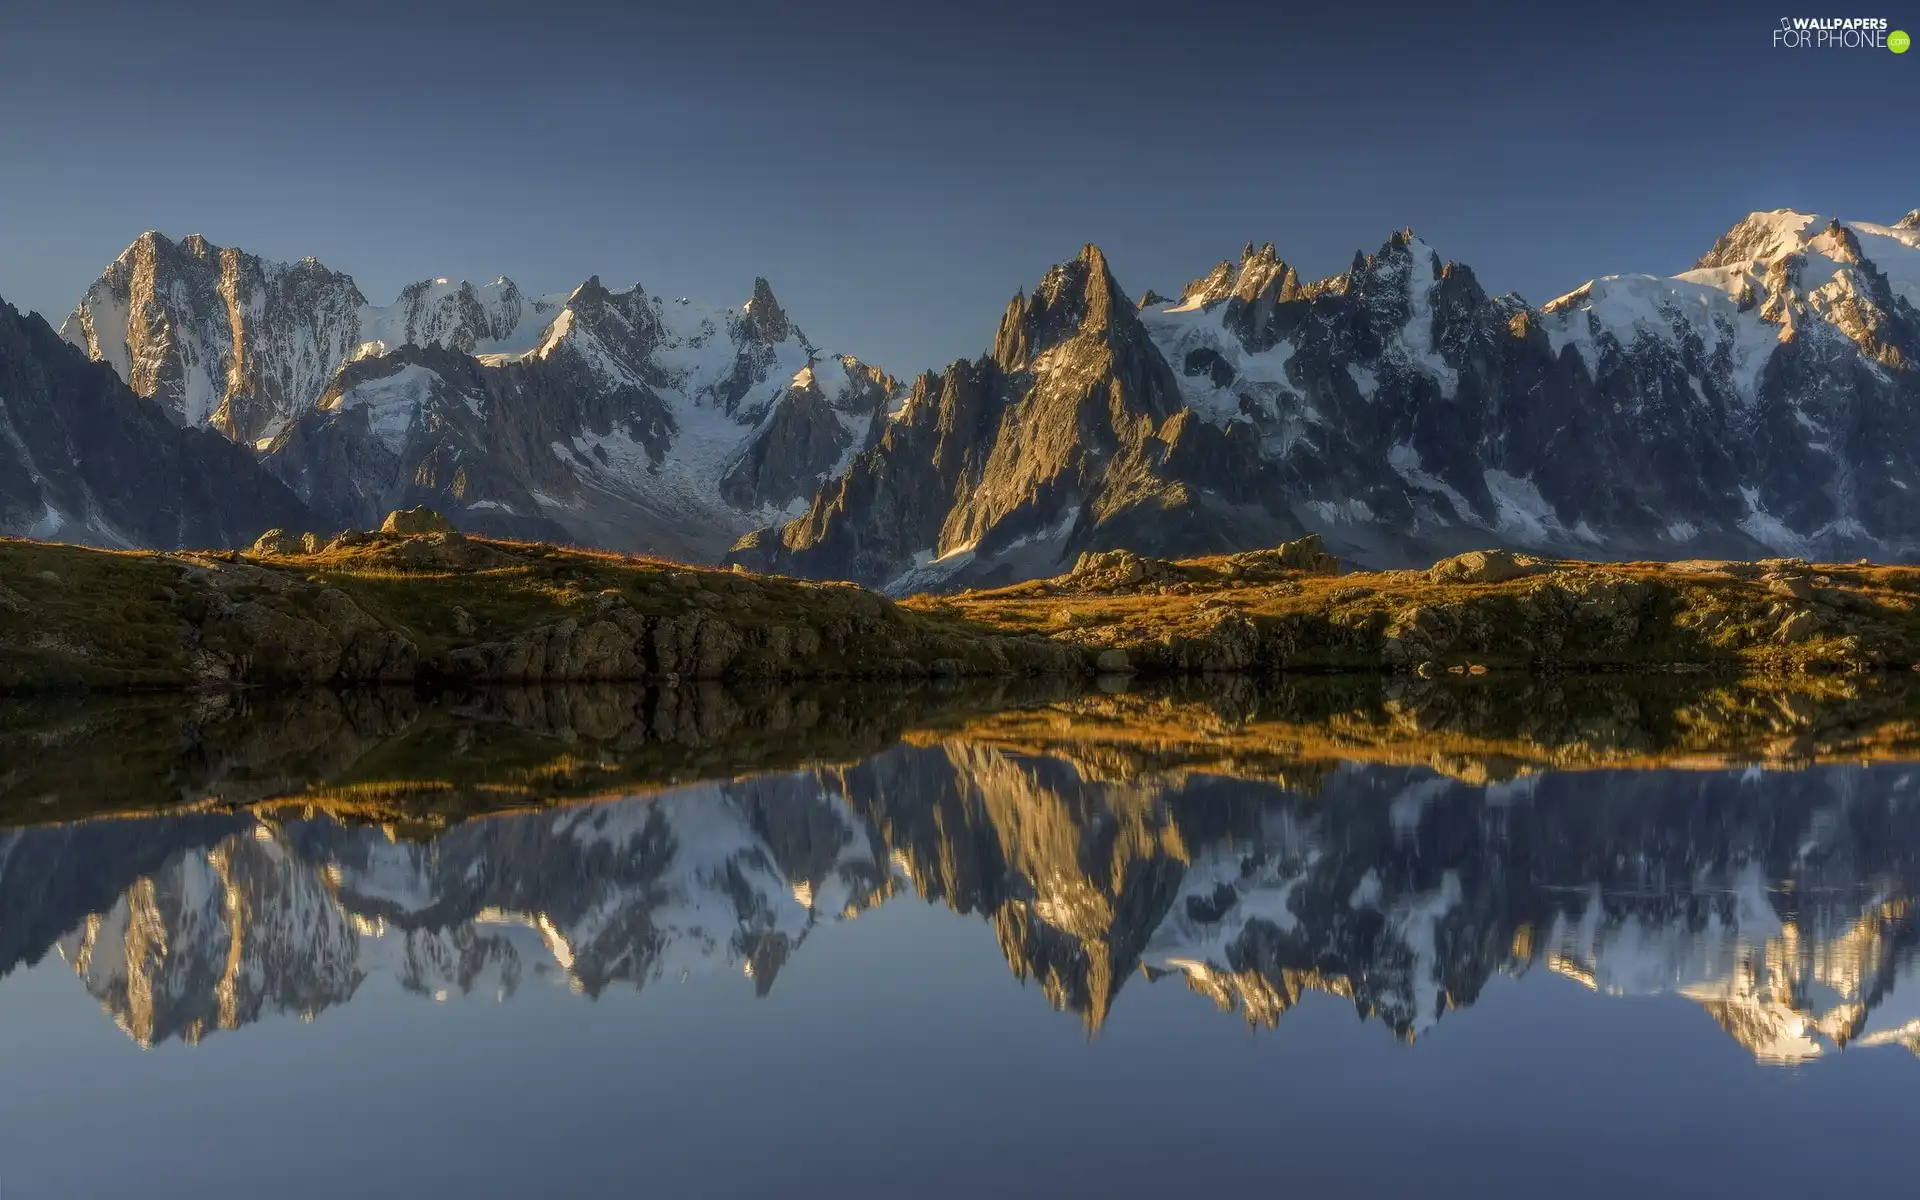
[0,540,200,688]
[918,555,1920,673]
[0,534,1040,690]
[8,533,1920,692]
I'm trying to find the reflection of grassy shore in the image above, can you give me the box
[7,673,1920,832]
[0,679,1071,829]
[919,673,1920,788]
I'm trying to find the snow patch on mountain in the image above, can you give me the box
[320,363,441,452]
[1737,486,1810,557]
[1387,442,1468,522]
[1395,242,1460,399]
[1545,272,1784,399]
[357,277,564,361]
[1485,469,1598,545]
[1139,300,1303,430]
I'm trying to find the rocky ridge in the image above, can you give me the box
[940,541,1920,677]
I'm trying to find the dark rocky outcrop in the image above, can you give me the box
[0,297,321,549]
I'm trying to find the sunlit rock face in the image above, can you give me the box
[8,730,1920,1063]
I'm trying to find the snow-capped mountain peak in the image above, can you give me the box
[60,230,367,440]
[1692,208,1827,270]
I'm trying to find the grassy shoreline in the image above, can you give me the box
[4,529,1920,693]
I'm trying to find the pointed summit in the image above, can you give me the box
[127,229,173,256]
[993,244,1137,370]
[1179,260,1238,308]
[1894,209,1920,231]
[741,277,790,343]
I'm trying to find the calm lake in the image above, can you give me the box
[1,679,1917,1196]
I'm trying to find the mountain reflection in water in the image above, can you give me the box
[4,677,1920,1065]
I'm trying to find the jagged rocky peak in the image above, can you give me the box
[1202,226,1454,359]
[556,273,628,324]
[62,231,588,444]
[732,236,1289,590]
[992,243,1138,370]
[1348,229,1445,307]
[1178,259,1237,308]
[1233,242,1298,303]
[738,276,792,344]
[1895,209,1920,231]
[1172,241,1299,313]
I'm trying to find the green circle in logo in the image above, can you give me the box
[1893,29,1912,53]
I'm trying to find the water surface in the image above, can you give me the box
[2,680,1917,1196]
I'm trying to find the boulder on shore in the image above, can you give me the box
[1231,534,1339,577]
[1429,549,1543,585]
[248,528,303,556]
[1070,549,1176,590]
[381,506,454,536]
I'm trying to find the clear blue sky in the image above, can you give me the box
[1,0,1914,378]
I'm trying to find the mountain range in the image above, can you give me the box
[51,232,892,560]
[9,207,1920,583]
